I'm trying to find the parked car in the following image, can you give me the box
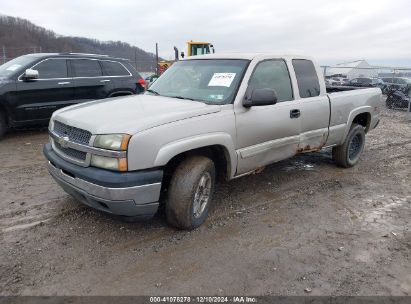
[347,77,385,88]
[325,78,339,86]
[380,77,411,94]
[385,85,411,109]
[0,53,145,138]
[144,74,160,88]
[331,77,349,85]
[44,53,381,229]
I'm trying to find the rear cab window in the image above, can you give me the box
[292,59,320,98]
[71,59,102,77]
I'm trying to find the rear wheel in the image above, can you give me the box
[332,123,365,168]
[386,98,394,109]
[0,110,7,139]
[166,156,215,230]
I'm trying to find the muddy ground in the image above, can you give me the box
[0,108,410,296]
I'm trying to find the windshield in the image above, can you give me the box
[146,59,249,104]
[0,55,36,78]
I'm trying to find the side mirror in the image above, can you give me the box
[243,87,278,108]
[180,51,185,59]
[23,69,39,80]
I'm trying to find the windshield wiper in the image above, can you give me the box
[146,89,160,96]
[171,96,196,101]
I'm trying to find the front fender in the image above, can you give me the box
[154,132,237,179]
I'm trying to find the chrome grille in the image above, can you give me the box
[53,121,92,145]
[54,141,87,161]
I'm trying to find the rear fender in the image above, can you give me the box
[342,106,372,142]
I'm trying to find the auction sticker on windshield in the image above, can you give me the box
[208,73,236,87]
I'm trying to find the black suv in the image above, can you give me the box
[380,77,411,94]
[0,53,145,138]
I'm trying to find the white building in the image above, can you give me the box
[326,60,378,79]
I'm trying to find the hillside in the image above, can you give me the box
[0,15,157,71]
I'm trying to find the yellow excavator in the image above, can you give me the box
[183,40,215,58]
[157,41,215,75]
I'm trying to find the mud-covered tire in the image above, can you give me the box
[0,110,7,139]
[386,98,394,109]
[166,156,215,230]
[332,123,365,168]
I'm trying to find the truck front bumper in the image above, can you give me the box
[43,143,163,219]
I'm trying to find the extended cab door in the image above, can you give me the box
[70,59,111,102]
[291,59,330,151]
[235,59,301,174]
[15,58,74,122]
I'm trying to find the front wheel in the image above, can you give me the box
[0,110,8,139]
[166,156,216,230]
[332,123,365,168]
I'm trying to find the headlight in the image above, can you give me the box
[48,119,54,131]
[94,134,131,151]
[92,134,130,171]
[91,155,128,172]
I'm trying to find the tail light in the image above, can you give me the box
[137,78,146,90]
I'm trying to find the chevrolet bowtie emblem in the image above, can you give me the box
[58,136,70,148]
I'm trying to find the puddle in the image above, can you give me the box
[283,160,315,172]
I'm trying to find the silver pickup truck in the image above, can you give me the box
[44,53,381,229]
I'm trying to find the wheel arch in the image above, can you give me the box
[154,133,237,181]
[108,90,134,98]
[352,112,372,132]
[342,107,372,142]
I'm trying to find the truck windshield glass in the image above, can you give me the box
[147,59,249,104]
[0,55,35,78]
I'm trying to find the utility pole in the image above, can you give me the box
[155,43,159,75]
[2,46,5,64]
[134,48,137,70]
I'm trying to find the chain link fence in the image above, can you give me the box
[322,64,411,121]
[1,46,42,64]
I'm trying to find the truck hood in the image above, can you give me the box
[53,94,221,134]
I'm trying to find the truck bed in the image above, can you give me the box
[325,87,381,147]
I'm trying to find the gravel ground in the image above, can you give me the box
[0,108,410,296]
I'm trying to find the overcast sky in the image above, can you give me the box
[1,0,411,66]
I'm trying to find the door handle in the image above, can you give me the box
[58,82,71,85]
[290,109,301,119]
[100,79,111,83]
